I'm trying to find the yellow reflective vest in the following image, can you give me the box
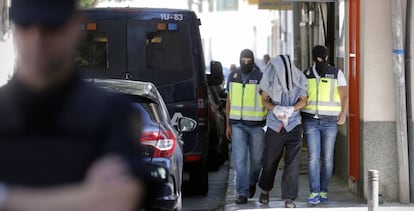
[302,66,341,120]
[228,70,267,124]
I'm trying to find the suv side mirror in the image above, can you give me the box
[178,117,197,132]
[207,61,224,86]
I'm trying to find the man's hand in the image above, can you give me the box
[262,91,270,101]
[83,156,143,211]
[337,111,346,125]
[226,125,232,141]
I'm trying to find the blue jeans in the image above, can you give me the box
[231,123,265,197]
[304,118,338,193]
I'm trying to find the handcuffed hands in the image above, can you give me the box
[272,106,295,126]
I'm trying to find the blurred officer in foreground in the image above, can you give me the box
[0,0,150,210]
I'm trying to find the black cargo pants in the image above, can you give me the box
[258,125,302,200]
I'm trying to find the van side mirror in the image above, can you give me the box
[219,97,227,110]
[178,117,197,133]
[207,61,224,86]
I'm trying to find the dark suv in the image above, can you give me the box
[78,8,227,194]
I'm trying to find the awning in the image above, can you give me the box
[258,0,293,10]
[281,0,337,2]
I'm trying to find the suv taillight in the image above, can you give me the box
[197,86,207,125]
[140,130,176,157]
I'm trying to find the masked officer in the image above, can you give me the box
[301,45,349,205]
[225,49,267,204]
[0,1,157,210]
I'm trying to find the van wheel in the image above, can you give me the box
[208,137,228,171]
[218,139,229,163]
[188,160,208,195]
[207,149,221,171]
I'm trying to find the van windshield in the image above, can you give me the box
[76,31,108,69]
[76,17,194,86]
[141,21,193,85]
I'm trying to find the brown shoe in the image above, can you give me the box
[284,199,296,208]
[259,192,269,205]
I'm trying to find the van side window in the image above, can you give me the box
[76,30,109,69]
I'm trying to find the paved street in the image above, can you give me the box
[180,147,414,211]
[182,162,229,211]
[229,208,414,211]
[225,160,414,211]
[180,158,414,211]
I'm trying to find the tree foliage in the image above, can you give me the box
[79,0,99,8]
[79,0,130,8]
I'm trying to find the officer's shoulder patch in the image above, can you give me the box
[233,73,238,79]
[306,70,311,76]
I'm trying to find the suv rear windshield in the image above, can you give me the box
[129,96,161,124]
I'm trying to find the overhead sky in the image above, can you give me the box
[0,35,14,86]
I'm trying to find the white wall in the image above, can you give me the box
[410,1,414,117]
[360,0,395,122]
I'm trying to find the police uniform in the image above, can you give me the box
[228,69,267,126]
[227,58,266,201]
[302,60,347,204]
[301,66,343,121]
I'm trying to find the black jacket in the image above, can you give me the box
[0,72,144,187]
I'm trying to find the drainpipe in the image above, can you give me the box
[405,0,414,203]
[300,3,310,69]
[326,2,336,65]
[293,3,302,68]
[391,0,411,203]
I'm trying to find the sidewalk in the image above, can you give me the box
[224,160,414,210]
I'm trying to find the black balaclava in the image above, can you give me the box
[312,45,329,76]
[240,49,255,74]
